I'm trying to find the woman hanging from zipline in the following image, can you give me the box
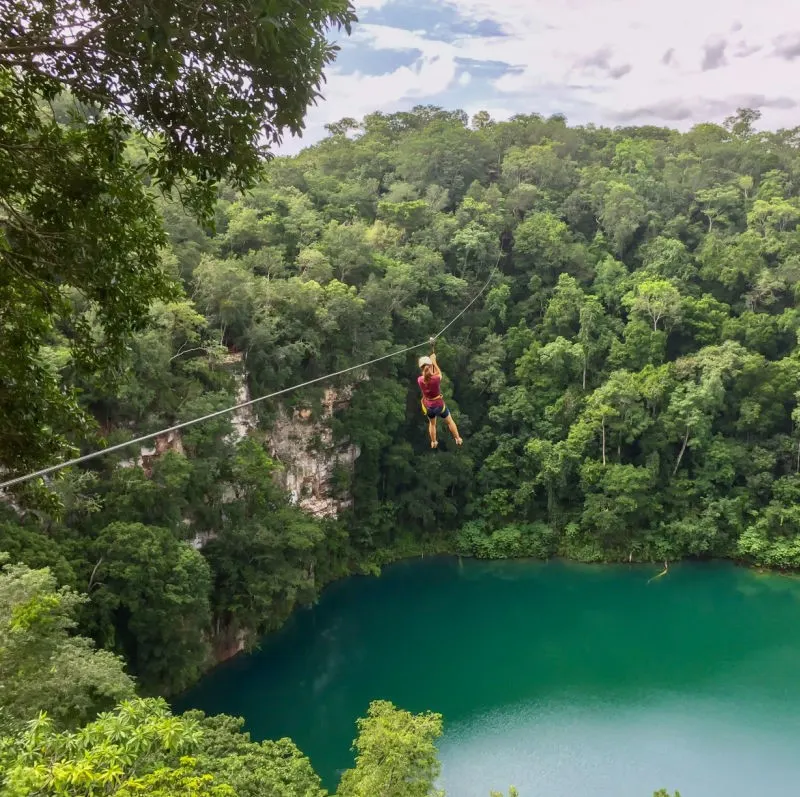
[417,350,462,449]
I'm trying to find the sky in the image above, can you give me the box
[280,0,800,154]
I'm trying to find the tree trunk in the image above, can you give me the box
[87,557,103,592]
[601,418,606,466]
[673,425,691,476]
[583,357,587,390]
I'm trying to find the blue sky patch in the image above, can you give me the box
[361,1,457,36]
[335,44,423,76]
[449,16,507,39]
[454,57,519,79]
[361,0,507,43]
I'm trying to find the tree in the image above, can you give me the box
[623,280,682,332]
[580,460,657,549]
[184,711,326,797]
[593,255,629,311]
[664,343,745,476]
[599,182,647,254]
[337,700,444,797]
[1,0,356,215]
[640,237,695,281]
[572,370,650,465]
[297,248,334,283]
[202,440,324,652]
[0,0,356,476]
[325,117,359,138]
[578,296,617,390]
[378,200,431,236]
[0,697,218,796]
[0,557,134,733]
[724,107,761,138]
[452,221,499,277]
[514,212,579,286]
[0,75,174,474]
[89,523,212,695]
[542,274,585,340]
[612,140,655,175]
[695,185,742,232]
[394,119,491,205]
[220,204,274,255]
[747,198,800,236]
[319,221,373,283]
[471,110,493,130]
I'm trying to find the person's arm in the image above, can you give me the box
[430,353,442,377]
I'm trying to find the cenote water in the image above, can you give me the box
[177,558,800,796]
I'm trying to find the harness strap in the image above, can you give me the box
[421,395,444,415]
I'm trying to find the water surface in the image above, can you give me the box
[178,558,800,796]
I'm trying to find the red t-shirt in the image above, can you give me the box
[418,374,444,408]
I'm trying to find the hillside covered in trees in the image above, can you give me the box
[6,103,800,695]
[0,90,797,796]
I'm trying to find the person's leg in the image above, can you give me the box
[444,410,462,445]
[428,416,438,448]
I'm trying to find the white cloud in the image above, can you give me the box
[282,53,459,154]
[352,0,392,9]
[447,0,800,129]
[279,0,800,153]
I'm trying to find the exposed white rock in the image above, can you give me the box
[190,529,217,550]
[227,355,256,443]
[267,386,360,519]
[117,429,185,473]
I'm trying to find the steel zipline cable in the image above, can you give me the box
[0,255,504,491]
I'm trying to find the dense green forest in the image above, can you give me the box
[7,102,800,695]
[2,0,799,793]
[3,101,793,796]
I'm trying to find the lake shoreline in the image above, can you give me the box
[189,540,780,687]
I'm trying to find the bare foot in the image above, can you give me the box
[431,440,438,449]
[455,437,463,446]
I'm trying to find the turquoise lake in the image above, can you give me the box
[177,558,800,795]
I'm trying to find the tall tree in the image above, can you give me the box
[0,557,134,732]
[337,700,444,797]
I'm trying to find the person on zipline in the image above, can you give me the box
[417,353,462,449]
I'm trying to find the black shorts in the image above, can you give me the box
[426,404,450,419]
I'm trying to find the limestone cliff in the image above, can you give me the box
[215,353,360,519]
[267,386,360,519]
[226,356,257,442]
[121,354,359,559]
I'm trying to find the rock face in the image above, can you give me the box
[118,429,184,473]
[123,352,359,539]
[213,627,249,663]
[267,386,360,518]
[228,363,257,442]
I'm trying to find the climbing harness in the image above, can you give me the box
[0,255,504,491]
[420,395,444,416]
